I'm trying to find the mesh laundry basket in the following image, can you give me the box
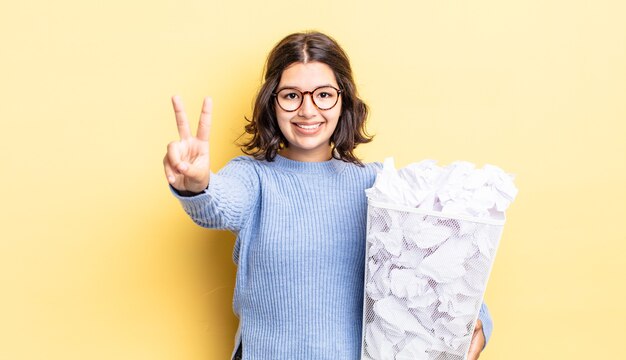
[361,200,505,360]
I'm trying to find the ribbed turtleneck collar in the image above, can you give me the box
[268,154,347,175]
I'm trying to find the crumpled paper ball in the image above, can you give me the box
[365,158,518,220]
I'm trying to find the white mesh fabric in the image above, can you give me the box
[361,202,504,360]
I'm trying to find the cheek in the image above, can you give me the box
[327,106,343,136]
[275,104,292,122]
[329,106,342,126]
[275,111,291,127]
[275,111,293,136]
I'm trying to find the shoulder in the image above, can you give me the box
[348,160,383,173]
[217,156,264,179]
[220,155,293,180]
[227,155,258,165]
[342,160,383,180]
[364,161,383,172]
[223,155,262,169]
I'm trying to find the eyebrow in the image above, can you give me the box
[275,84,335,92]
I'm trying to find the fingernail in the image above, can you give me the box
[178,163,188,172]
[168,176,175,183]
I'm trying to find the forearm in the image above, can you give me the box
[170,158,260,231]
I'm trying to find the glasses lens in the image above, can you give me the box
[312,87,339,110]
[276,89,302,111]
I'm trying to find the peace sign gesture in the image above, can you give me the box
[163,96,212,194]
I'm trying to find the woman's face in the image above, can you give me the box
[275,61,342,162]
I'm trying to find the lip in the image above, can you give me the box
[292,122,324,135]
[292,121,324,125]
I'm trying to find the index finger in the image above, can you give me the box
[196,97,212,142]
[171,95,192,139]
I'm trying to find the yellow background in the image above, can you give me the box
[1,0,625,359]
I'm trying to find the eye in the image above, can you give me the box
[314,87,338,99]
[281,91,300,100]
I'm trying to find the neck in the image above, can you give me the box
[280,147,333,162]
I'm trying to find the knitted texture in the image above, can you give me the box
[172,155,492,360]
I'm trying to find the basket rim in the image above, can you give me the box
[367,200,507,226]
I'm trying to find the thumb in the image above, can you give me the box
[467,320,485,360]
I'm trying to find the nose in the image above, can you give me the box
[298,93,317,118]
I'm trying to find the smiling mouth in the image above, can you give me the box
[295,123,323,130]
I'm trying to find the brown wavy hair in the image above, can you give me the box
[240,31,373,166]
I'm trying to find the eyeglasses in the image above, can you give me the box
[273,86,342,112]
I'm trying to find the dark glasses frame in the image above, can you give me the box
[272,86,342,112]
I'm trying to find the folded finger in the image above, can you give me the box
[166,141,188,173]
[183,161,208,186]
[163,157,177,184]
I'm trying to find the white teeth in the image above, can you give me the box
[296,123,322,130]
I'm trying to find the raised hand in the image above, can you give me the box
[163,96,212,194]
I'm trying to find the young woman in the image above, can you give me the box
[163,31,491,360]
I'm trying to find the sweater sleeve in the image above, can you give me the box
[478,302,493,348]
[170,156,260,232]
